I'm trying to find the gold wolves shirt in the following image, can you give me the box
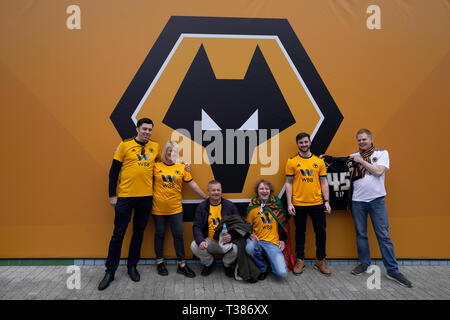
[113,139,160,197]
[152,162,193,215]
[246,205,279,245]
[208,204,222,242]
[285,154,327,206]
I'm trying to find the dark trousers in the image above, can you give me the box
[152,213,185,264]
[105,196,152,272]
[294,204,327,260]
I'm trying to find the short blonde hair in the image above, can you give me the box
[356,128,372,138]
[161,141,181,164]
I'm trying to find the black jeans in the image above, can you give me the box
[105,196,152,272]
[294,204,327,260]
[152,212,185,264]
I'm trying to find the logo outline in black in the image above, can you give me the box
[110,16,344,220]
[111,16,343,156]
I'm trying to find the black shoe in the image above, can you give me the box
[157,262,169,276]
[201,264,214,276]
[387,272,413,288]
[351,264,369,276]
[98,271,115,291]
[127,265,140,282]
[177,264,196,278]
[258,271,268,281]
[224,266,234,278]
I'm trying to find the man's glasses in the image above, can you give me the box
[141,145,145,156]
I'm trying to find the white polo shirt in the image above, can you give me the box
[351,149,389,202]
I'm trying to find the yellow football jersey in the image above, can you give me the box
[113,139,160,197]
[285,154,327,206]
[246,205,279,245]
[152,162,193,215]
[207,204,222,242]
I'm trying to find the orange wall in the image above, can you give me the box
[0,0,449,259]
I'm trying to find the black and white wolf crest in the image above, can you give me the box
[163,44,296,192]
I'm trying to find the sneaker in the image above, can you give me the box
[157,262,168,276]
[201,264,213,276]
[387,272,413,288]
[351,264,368,276]
[293,259,305,275]
[177,264,196,278]
[314,259,331,276]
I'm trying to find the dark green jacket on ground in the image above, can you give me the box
[214,215,260,283]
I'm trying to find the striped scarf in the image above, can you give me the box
[350,145,375,181]
[246,195,287,229]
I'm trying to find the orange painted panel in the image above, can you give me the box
[0,0,449,258]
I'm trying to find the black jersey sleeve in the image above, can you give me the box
[108,159,123,197]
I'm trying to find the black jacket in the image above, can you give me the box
[214,215,260,283]
[192,198,240,245]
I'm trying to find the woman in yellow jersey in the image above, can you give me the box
[152,141,207,278]
[245,179,294,280]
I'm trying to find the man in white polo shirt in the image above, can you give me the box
[349,129,412,288]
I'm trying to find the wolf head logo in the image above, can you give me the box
[110,16,343,208]
[163,45,295,192]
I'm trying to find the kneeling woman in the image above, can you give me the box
[245,179,292,280]
[152,141,207,278]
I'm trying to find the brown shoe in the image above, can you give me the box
[314,259,331,276]
[293,259,305,275]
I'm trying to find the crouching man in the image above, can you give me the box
[191,180,240,277]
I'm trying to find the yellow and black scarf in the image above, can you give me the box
[350,145,375,181]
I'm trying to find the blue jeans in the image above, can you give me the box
[351,197,399,275]
[245,239,288,279]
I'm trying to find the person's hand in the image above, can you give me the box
[221,234,232,244]
[288,204,296,216]
[184,162,191,172]
[277,241,285,251]
[250,234,259,243]
[199,241,208,250]
[351,155,364,164]
[324,202,332,214]
[109,196,117,207]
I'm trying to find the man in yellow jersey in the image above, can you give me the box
[191,180,240,277]
[285,132,332,276]
[98,118,160,291]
